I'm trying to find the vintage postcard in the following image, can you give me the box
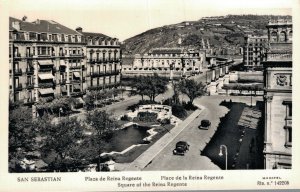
[0,0,299,191]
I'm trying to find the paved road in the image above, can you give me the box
[143,96,229,170]
[139,95,263,171]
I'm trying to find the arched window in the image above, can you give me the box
[271,31,277,42]
[279,31,286,42]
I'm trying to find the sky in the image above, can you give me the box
[6,0,293,41]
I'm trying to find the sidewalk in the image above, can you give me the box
[125,105,205,171]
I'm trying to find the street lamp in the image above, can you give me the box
[59,107,63,120]
[219,144,228,170]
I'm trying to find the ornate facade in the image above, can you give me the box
[122,48,206,79]
[263,20,292,169]
[9,17,121,105]
[9,17,86,104]
[76,28,121,91]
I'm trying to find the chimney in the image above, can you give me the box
[35,19,40,24]
[12,21,20,30]
[76,27,83,33]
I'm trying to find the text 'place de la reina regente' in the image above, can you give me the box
[8,14,292,172]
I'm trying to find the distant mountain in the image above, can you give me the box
[123,14,292,55]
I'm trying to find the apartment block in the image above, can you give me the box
[76,28,121,91]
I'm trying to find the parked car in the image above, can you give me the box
[173,141,190,156]
[198,119,211,130]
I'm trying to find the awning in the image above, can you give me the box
[39,88,54,95]
[38,60,53,66]
[38,73,54,80]
[73,84,81,90]
[73,72,81,78]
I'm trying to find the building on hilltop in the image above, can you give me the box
[76,27,121,92]
[262,19,292,169]
[9,17,86,105]
[121,48,206,79]
[243,35,268,70]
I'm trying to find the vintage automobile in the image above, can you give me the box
[198,119,211,130]
[173,141,190,156]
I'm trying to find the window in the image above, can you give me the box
[102,52,106,61]
[279,32,286,42]
[114,51,117,60]
[14,62,19,71]
[25,33,29,40]
[284,126,292,147]
[14,77,19,87]
[27,76,32,84]
[14,92,19,101]
[108,52,111,60]
[287,103,292,117]
[271,31,277,42]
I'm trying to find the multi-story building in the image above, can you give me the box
[9,17,86,105]
[122,48,206,79]
[263,20,292,169]
[243,35,268,70]
[76,27,121,91]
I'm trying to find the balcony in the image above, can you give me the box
[39,82,54,88]
[38,68,53,73]
[90,71,119,78]
[70,65,82,70]
[69,53,84,58]
[14,53,21,58]
[37,54,53,58]
[15,84,23,91]
[71,79,81,83]
[14,69,23,76]
[59,79,66,85]
[59,53,65,57]
[89,59,96,64]
[25,53,34,58]
[26,83,34,89]
[26,68,34,74]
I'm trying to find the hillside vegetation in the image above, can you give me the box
[123,14,291,55]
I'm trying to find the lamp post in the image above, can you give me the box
[219,144,228,170]
[59,107,63,120]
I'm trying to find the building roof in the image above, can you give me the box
[81,32,111,39]
[122,57,134,65]
[150,48,184,54]
[9,17,80,35]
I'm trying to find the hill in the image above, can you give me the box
[123,14,292,55]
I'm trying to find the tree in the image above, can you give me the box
[9,106,37,171]
[38,117,85,172]
[131,74,168,102]
[178,79,205,104]
[85,110,117,171]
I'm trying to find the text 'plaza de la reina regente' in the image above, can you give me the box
[9,17,121,105]
[8,15,293,171]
